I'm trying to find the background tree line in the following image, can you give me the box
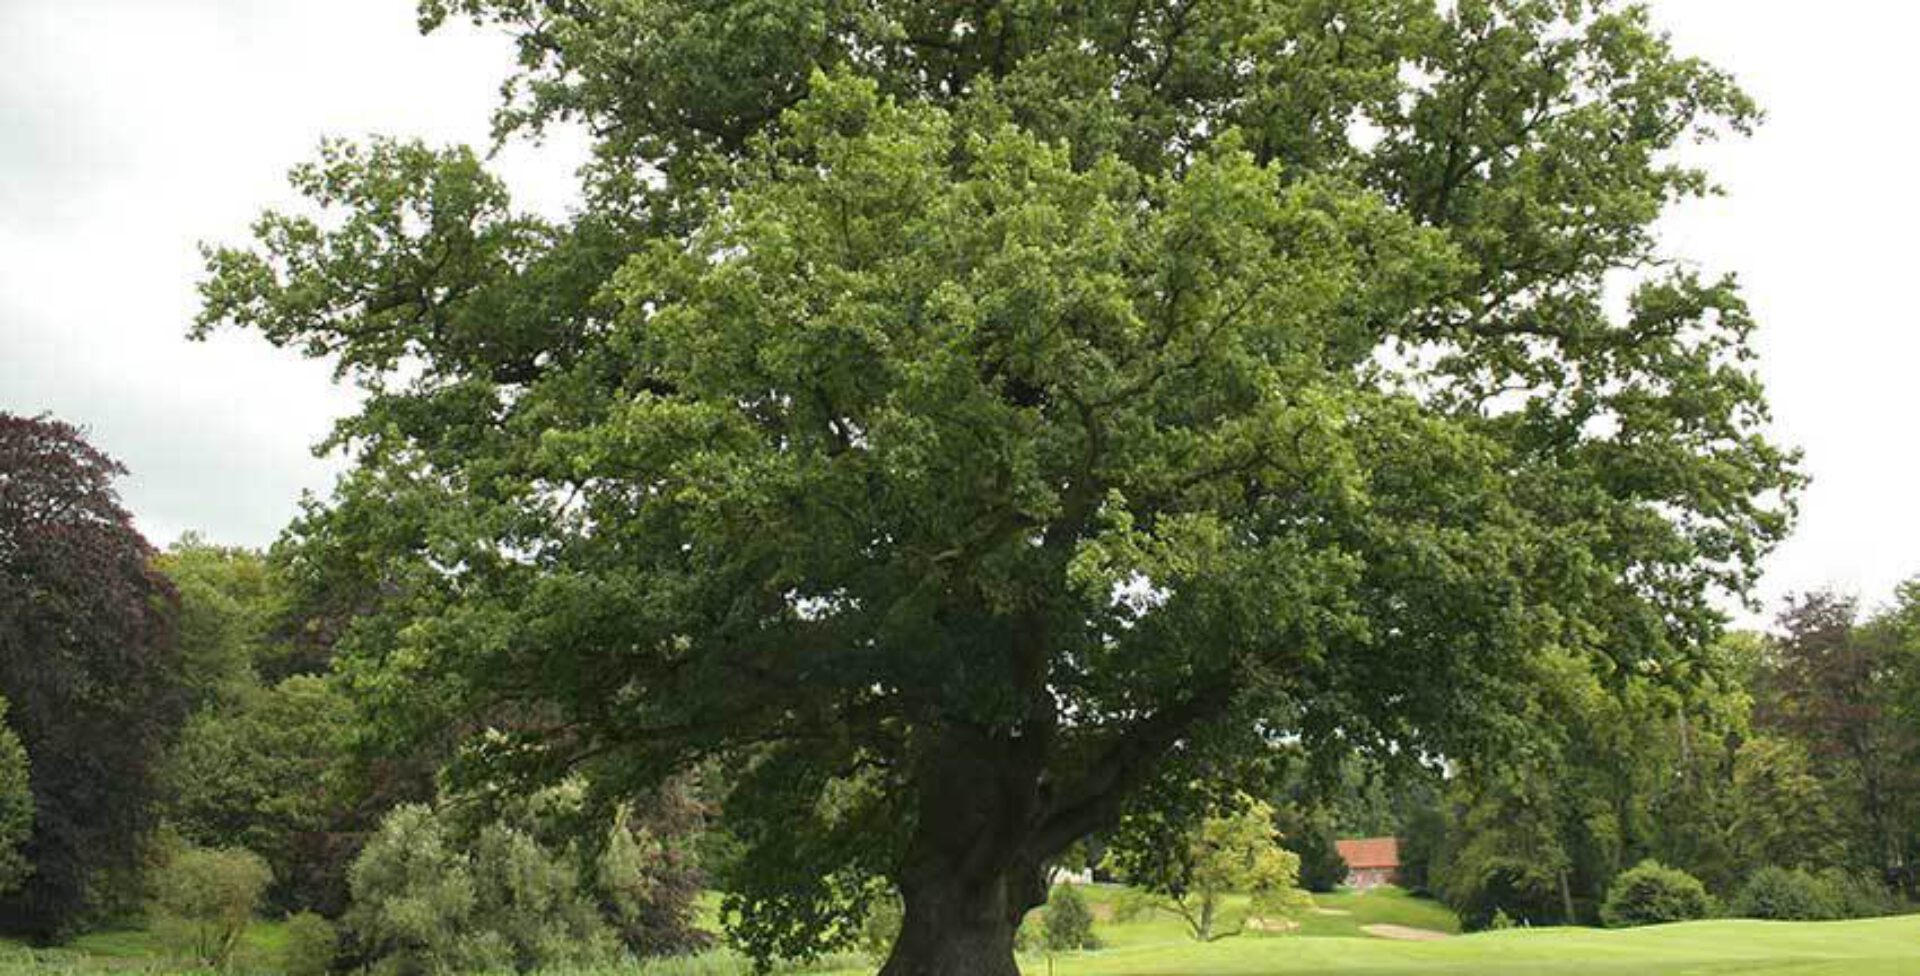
[0,413,710,971]
[1311,588,1920,929]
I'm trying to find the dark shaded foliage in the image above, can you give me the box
[1274,806,1348,893]
[1729,866,1842,921]
[1395,805,1448,896]
[1447,857,1568,931]
[0,414,186,940]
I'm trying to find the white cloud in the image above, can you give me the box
[1652,1,1920,621]
[1,0,581,547]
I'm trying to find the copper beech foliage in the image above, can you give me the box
[0,414,185,940]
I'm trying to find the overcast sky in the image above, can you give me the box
[3,1,1915,623]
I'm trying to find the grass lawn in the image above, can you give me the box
[8,891,1920,976]
[1019,915,1920,976]
[0,920,292,974]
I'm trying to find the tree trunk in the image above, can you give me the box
[879,872,1029,976]
[879,725,1051,976]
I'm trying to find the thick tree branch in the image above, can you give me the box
[1030,680,1237,857]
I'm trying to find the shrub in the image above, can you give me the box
[345,805,503,974]
[1816,869,1901,919]
[1042,884,1099,952]
[151,844,273,969]
[592,785,711,957]
[1444,858,1564,931]
[1600,860,1712,928]
[279,911,337,976]
[346,804,616,974]
[1730,866,1842,921]
[470,823,616,969]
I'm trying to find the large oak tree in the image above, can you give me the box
[197,2,1798,972]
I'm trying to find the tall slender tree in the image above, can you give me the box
[0,414,185,940]
[196,2,1798,972]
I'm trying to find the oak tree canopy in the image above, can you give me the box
[195,2,1800,972]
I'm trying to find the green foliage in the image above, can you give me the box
[1113,798,1310,941]
[1041,884,1099,952]
[1730,867,1843,922]
[470,823,617,970]
[1751,591,1920,891]
[1395,805,1448,896]
[1599,861,1712,929]
[346,803,617,975]
[1275,808,1348,894]
[587,780,711,957]
[856,891,901,962]
[345,804,505,974]
[1429,640,1766,925]
[1727,736,1839,872]
[0,700,32,895]
[198,1,1800,968]
[1443,857,1566,932]
[1816,869,1904,920]
[154,538,281,710]
[278,912,337,976]
[150,845,272,969]
[162,675,352,912]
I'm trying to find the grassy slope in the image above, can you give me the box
[1067,886,1461,943]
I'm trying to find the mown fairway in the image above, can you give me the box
[6,891,1917,976]
[1023,916,1920,976]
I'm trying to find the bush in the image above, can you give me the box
[151,844,273,968]
[279,911,337,976]
[1730,866,1842,921]
[1041,884,1099,952]
[1600,860,1712,928]
[1444,858,1565,931]
[592,785,711,957]
[346,804,616,974]
[1816,868,1902,919]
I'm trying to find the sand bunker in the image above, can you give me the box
[1360,924,1452,941]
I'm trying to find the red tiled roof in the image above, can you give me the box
[1335,837,1400,870]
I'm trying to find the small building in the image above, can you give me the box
[1334,837,1401,890]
